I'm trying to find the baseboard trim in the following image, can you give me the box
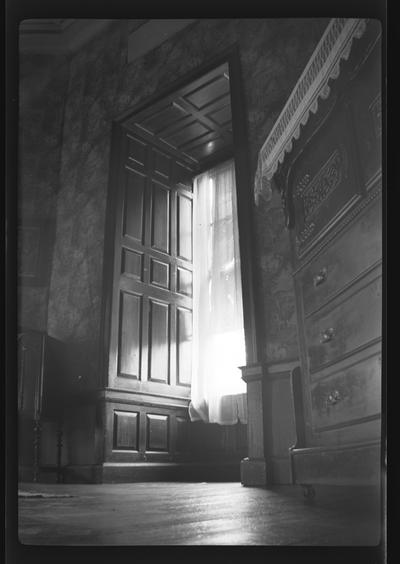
[19,464,63,484]
[61,461,241,483]
[289,440,382,487]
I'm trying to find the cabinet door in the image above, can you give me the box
[107,129,196,398]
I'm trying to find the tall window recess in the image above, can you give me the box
[189,159,247,425]
[103,56,260,428]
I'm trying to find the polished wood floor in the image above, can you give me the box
[17,481,382,546]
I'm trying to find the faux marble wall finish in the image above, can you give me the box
[254,189,299,361]
[18,53,70,331]
[45,18,329,374]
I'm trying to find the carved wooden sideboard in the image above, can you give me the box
[264,19,383,494]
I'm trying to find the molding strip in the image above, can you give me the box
[254,18,367,205]
[19,19,115,55]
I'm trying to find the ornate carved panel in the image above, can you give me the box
[254,18,368,204]
[296,149,346,223]
[289,99,361,257]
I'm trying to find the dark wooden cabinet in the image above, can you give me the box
[18,330,67,482]
[279,26,382,493]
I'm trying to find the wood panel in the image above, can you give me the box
[127,134,147,167]
[109,129,194,399]
[177,193,192,260]
[121,248,143,280]
[124,63,233,167]
[266,367,298,484]
[105,399,191,463]
[104,58,254,471]
[291,441,381,486]
[305,271,381,373]
[176,307,192,386]
[146,414,169,451]
[289,100,362,258]
[118,291,142,378]
[177,267,193,296]
[123,168,146,243]
[165,120,210,149]
[349,43,382,187]
[284,26,383,491]
[184,75,230,110]
[150,258,170,289]
[176,415,190,454]
[298,197,382,316]
[152,147,171,180]
[310,353,381,431]
[148,299,170,383]
[151,181,170,254]
[113,410,139,450]
[174,161,194,192]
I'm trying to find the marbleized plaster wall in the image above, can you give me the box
[18,53,70,331]
[45,18,328,389]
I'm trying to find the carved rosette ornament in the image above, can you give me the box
[254,18,367,210]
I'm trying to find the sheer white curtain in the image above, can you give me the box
[189,159,247,425]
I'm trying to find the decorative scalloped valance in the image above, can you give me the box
[254,18,367,205]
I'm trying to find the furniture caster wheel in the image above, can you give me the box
[302,485,316,499]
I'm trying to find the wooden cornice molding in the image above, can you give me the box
[19,19,115,55]
[127,19,196,63]
[19,18,197,58]
[254,18,368,205]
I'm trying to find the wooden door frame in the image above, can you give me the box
[99,45,263,388]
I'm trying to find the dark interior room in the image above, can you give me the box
[8,15,385,551]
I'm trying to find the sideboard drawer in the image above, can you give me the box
[305,273,381,372]
[298,196,381,316]
[310,353,381,431]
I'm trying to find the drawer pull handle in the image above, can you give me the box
[320,327,335,343]
[313,268,328,287]
[326,390,342,406]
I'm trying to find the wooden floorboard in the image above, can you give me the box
[16,482,383,546]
